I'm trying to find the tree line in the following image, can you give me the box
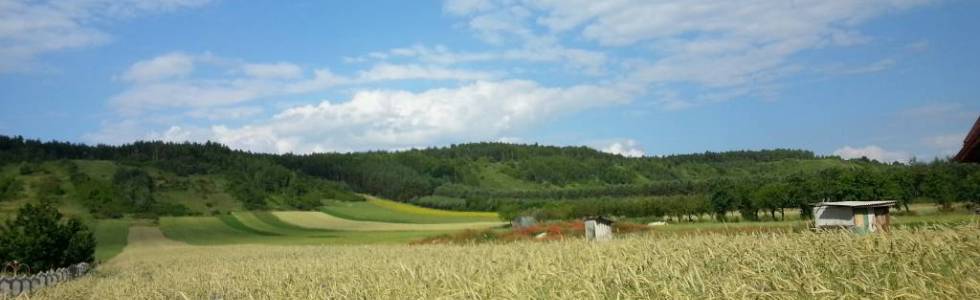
[2,135,977,220]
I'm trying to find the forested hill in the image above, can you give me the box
[2,135,976,220]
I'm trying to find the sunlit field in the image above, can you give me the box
[34,223,980,299]
[320,195,499,223]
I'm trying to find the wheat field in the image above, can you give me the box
[28,223,980,299]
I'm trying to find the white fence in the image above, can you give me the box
[0,262,90,297]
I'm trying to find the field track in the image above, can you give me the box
[124,226,185,248]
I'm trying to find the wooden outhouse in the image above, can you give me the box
[584,216,614,241]
[812,201,896,233]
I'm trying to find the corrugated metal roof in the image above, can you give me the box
[813,200,897,207]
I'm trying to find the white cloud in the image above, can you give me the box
[444,0,934,105]
[444,0,494,15]
[242,62,303,79]
[349,44,607,75]
[357,63,499,81]
[111,79,280,114]
[185,106,264,120]
[833,145,910,163]
[823,58,897,75]
[0,0,211,72]
[599,139,644,157]
[112,53,505,115]
[210,80,636,153]
[120,52,194,82]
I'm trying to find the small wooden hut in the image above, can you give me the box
[584,216,614,241]
[812,201,896,233]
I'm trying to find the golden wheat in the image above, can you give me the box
[29,224,980,299]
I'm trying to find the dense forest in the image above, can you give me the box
[1,135,978,221]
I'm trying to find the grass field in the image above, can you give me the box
[272,211,504,231]
[34,224,980,299]
[157,213,481,246]
[320,195,499,224]
[92,219,130,262]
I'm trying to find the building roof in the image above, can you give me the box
[954,116,980,163]
[813,200,897,208]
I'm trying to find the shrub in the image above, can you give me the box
[0,175,23,201]
[0,203,95,272]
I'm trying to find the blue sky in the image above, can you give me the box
[0,0,977,161]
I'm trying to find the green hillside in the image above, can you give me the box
[1,135,978,225]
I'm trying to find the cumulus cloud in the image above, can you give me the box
[444,0,935,105]
[0,0,211,72]
[111,53,503,115]
[209,80,635,153]
[822,58,897,75]
[349,44,607,75]
[185,106,264,121]
[833,145,910,163]
[599,139,644,157]
[120,52,195,82]
[443,0,494,15]
[356,63,500,81]
[242,62,303,79]
[84,1,938,153]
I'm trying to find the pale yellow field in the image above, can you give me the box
[31,225,980,299]
[272,211,505,231]
[364,195,499,219]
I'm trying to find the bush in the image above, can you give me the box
[284,194,322,210]
[34,175,65,201]
[18,162,38,175]
[0,203,95,272]
[0,175,23,201]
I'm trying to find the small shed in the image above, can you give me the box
[584,216,614,241]
[511,216,537,229]
[813,201,896,233]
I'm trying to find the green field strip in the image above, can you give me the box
[252,211,331,233]
[93,219,130,262]
[365,196,499,219]
[319,195,499,224]
[272,211,504,232]
[218,214,280,236]
[160,216,273,245]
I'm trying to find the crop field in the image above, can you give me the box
[271,211,504,231]
[156,214,453,246]
[91,219,131,262]
[33,223,980,299]
[320,195,499,223]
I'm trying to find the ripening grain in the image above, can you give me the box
[33,224,980,299]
